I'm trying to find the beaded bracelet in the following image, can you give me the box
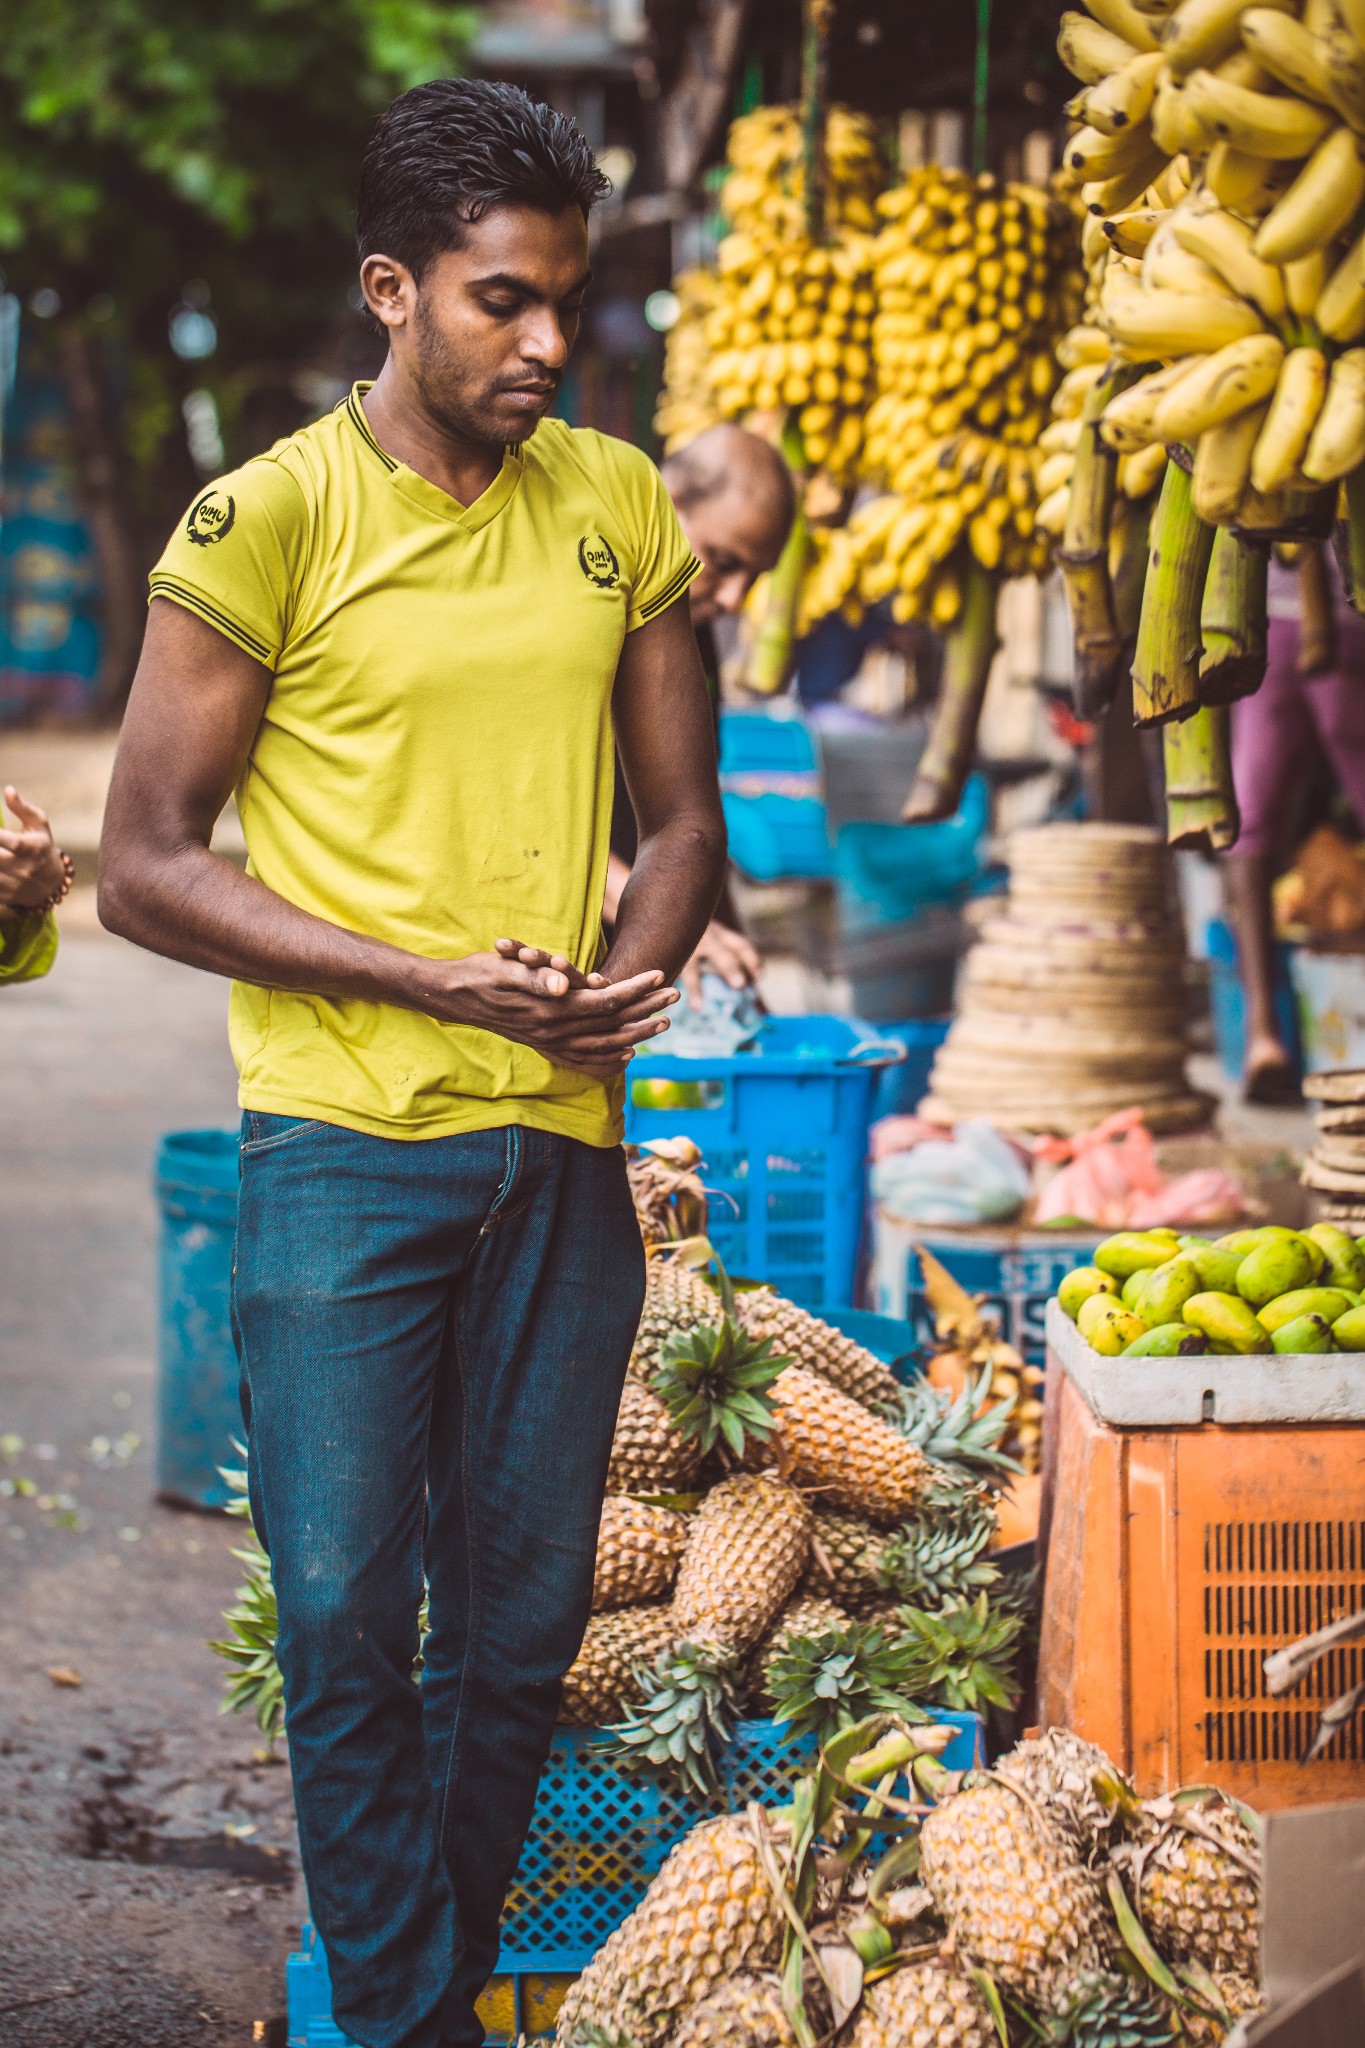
[27,849,75,916]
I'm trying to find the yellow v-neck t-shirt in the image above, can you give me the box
[148,386,700,1145]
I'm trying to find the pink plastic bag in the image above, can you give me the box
[1033,1108,1244,1229]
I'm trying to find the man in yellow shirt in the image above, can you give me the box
[99,79,727,2048]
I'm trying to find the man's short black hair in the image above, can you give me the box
[357,78,610,280]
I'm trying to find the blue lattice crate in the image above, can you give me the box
[625,1015,901,1310]
[870,1216,1105,1367]
[289,1712,983,2044]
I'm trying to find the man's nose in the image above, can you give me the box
[520,309,571,369]
[714,570,752,614]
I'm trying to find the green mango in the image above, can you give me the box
[1330,1304,1365,1351]
[1147,1227,1181,1243]
[1057,1266,1119,1322]
[1306,1223,1365,1293]
[1235,1235,1318,1309]
[1122,1321,1208,1357]
[1259,1287,1355,1334]
[1183,1291,1271,1354]
[1132,1255,1201,1325]
[1121,1270,1148,1308]
[1082,1303,1150,1356]
[1178,1236,1245,1291]
[1270,1313,1337,1355]
[1300,1236,1328,1281]
[1213,1226,1298,1253]
[1093,1232,1183,1280]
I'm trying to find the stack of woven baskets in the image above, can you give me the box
[1302,1071,1365,1222]
[922,823,1213,1136]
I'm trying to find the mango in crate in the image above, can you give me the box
[1235,1234,1318,1309]
[1330,1303,1365,1350]
[1182,1291,1269,1355]
[1306,1221,1365,1293]
[1258,1287,1355,1334]
[1078,1293,1148,1353]
[1093,1230,1183,1280]
[1176,1234,1245,1293]
[1121,1322,1207,1357]
[1129,1255,1201,1325]
[1057,1264,1119,1320]
[1270,1313,1336,1355]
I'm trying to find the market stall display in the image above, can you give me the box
[922,822,1214,1134]
[555,1717,1265,2048]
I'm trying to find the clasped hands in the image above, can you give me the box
[0,786,65,923]
[432,936,678,1079]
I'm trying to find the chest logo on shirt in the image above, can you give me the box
[577,533,620,589]
[186,489,236,546]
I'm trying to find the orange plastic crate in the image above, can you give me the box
[1038,1304,1365,1810]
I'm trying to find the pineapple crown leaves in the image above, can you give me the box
[897,1363,1022,1479]
[877,1498,1000,1609]
[768,1622,932,1747]
[650,1246,792,1461]
[885,1591,1026,1715]
[596,1638,742,1799]
[1020,1969,1178,2047]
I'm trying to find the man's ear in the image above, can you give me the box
[359,253,414,331]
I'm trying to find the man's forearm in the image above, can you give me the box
[600,811,726,984]
[99,836,439,1011]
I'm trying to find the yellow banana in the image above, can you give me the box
[1163,0,1294,76]
[1057,324,1115,367]
[1100,354,1211,449]
[1103,207,1168,256]
[1302,346,1365,479]
[1251,346,1329,490]
[1170,203,1286,320]
[1153,334,1284,439]
[1284,246,1329,320]
[1322,25,1365,129]
[1058,9,1147,80]
[1203,139,1295,212]
[1152,74,1204,154]
[1193,399,1269,522]
[1151,156,1193,206]
[1041,416,1086,452]
[1336,0,1365,40]
[1054,359,1110,417]
[1082,147,1171,216]
[1086,49,1166,132]
[1084,0,1162,50]
[1253,126,1365,266]
[1036,482,1074,536]
[1316,229,1365,339]
[1120,438,1172,494]
[1083,211,1113,268]
[1143,225,1238,295]
[1104,285,1265,356]
[1066,118,1161,180]
[1038,450,1077,495]
[1238,9,1334,106]
[1181,68,1336,154]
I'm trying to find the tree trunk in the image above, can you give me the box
[656,0,754,193]
[56,323,144,718]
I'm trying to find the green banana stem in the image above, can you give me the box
[1111,491,1153,648]
[1338,465,1365,613]
[1131,457,1216,727]
[1163,704,1241,853]
[1199,527,1268,706]
[901,555,1000,822]
[741,421,810,696]
[801,0,834,243]
[1056,360,1144,719]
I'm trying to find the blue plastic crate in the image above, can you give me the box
[833,775,989,934]
[288,1710,983,2045]
[625,1015,902,1310]
[871,1220,1105,1368]
[718,708,832,881]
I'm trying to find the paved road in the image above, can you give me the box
[0,924,304,2048]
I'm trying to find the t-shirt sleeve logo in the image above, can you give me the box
[186,489,236,546]
[577,533,620,588]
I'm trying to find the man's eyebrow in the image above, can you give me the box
[468,268,594,299]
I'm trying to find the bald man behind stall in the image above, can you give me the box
[607,422,795,996]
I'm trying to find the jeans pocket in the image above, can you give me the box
[239,1112,326,1158]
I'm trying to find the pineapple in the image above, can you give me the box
[736,1291,903,1415]
[630,1259,719,1380]
[994,1729,1135,1864]
[672,1473,812,1655]
[560,1604,677,1726]
[745,1591,849,1711]
[1042,1972,1176,2045]
[1178,1974,1263,2044]
[847,1963,993,2048]
[806,1511,894,1610]
[593,1498,688,1613]
[770,1367,931,1524]
[607,1381,701,1495]
[919,1778,1112,2010]
[627,1138,707,1246]
[664,1972,795,2047]
[604,1638,742,1796]
[1120,1793,1261,1983]
[553,1814,783,2048]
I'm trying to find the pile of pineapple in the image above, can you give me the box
[556,1718,1263,2047]
[567,1146,1032,1789]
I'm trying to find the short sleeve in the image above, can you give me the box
[0,911,56,984]
[610,444,701,632]
[148,458,309,670]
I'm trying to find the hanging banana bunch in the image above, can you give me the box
[653,269,726,453]
[1051,0,1365,852]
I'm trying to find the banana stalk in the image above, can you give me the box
[1112,492,1154,646]
[901,556,1000,822]
[741,500,812,696]
[1335,465,1365,612]
[801,0,835,243]
[1057,360,1144,718]
[1163,705,1241,851]
[1199,527,1269,704]
[1131,458,1217,725]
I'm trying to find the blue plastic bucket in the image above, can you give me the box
[155,1128,240,1509]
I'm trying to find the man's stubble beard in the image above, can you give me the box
[411,294,552,450]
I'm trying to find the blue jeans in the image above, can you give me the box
[232,1114,645,2048]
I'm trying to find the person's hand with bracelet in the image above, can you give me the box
[0,785,73,923]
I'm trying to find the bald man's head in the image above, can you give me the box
[661,424,795,624]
